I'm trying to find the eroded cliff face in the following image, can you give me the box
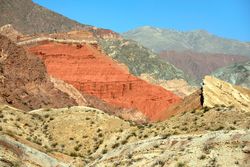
[0,35,77,110]
[28,42,181,121]
[203,76,250,112]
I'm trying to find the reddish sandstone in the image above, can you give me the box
[28,42,181,121]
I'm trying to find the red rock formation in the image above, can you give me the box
[28,42,181,121]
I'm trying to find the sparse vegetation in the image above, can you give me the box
[112,143,120,149]
[102,149,107,154]
[0,103,248,166]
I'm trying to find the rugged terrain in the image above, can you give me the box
[212,61,250,89]
[27,41,182,121]
[160,50,249,81]
[0,1,249,166]
[123,26,250,56]
[0,102,249,166]
[0,75,249,166]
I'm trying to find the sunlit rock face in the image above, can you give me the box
[203,76,250,112]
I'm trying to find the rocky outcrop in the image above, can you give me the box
[159,50,250,82]
[0,24,23,42]
[203,76,250,111]
[0,34,77,110]
[28,42,182,121]
[212,61,250,89]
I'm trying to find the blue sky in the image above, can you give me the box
[33,0,250,41]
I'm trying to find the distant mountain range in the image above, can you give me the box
[123,26,250,57]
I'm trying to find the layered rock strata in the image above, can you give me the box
[28,42,182,121]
